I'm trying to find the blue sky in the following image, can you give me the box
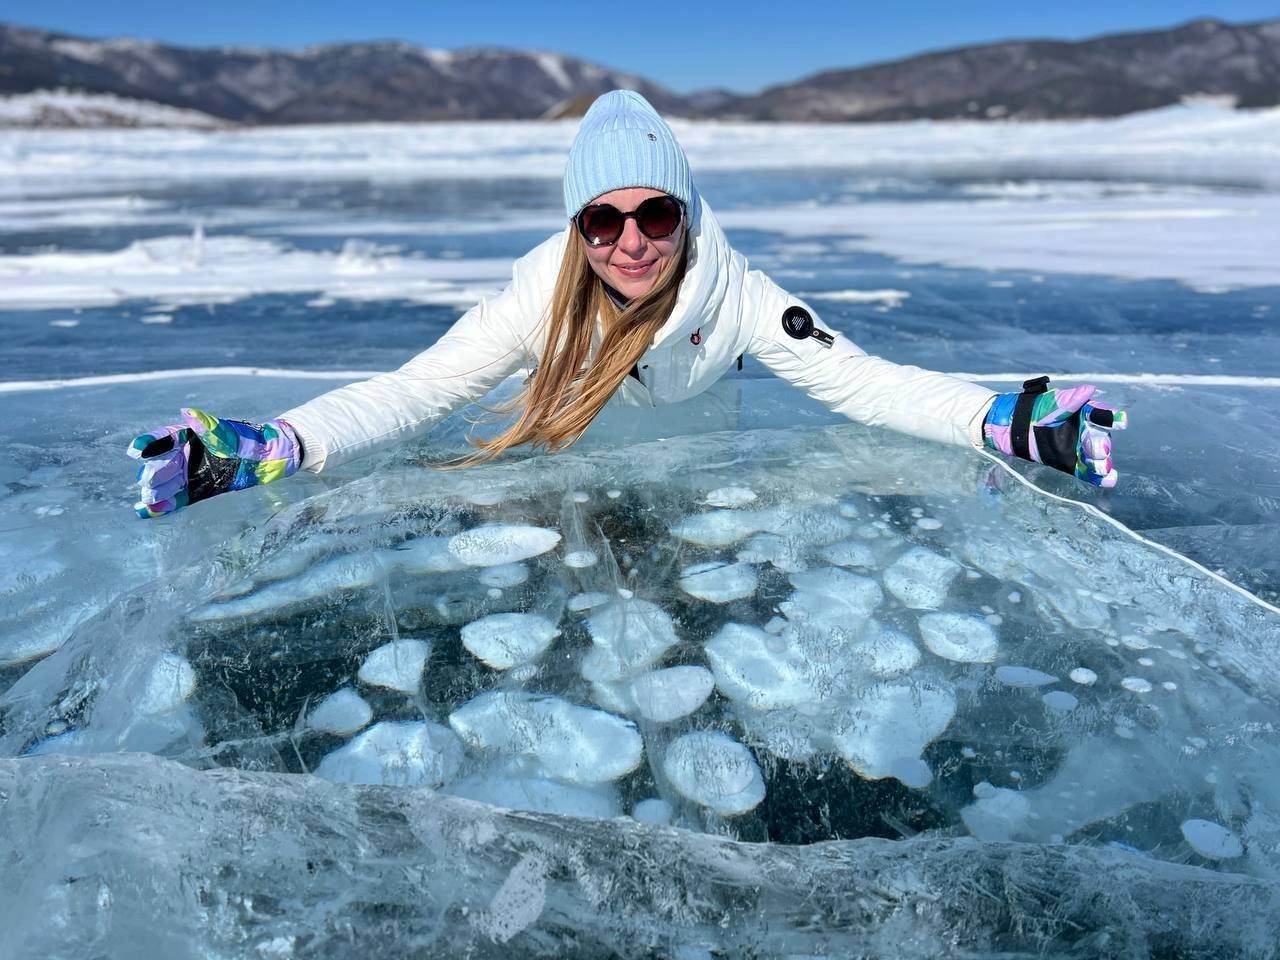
[7,1,1279,93]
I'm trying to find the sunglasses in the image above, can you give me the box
[575,195,684,247]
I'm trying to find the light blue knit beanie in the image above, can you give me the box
[563,90,695,220]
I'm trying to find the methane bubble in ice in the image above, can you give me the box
[1181,819,1244,859]
[1069,667,1098,685]
[889,757,934,789]
[785,567,883,621]
[478,563,528,588]
[663,731,766,816]
[1042,690,1079,713]
[632,797,674,825]
[961,784,1032,841]
[703,486,757,507]
[309,688,373,736]
[357,639,431,694]
[918,613,999,663]
[314,721,464,787]
[670,510,761,548]
[448,691,642,785]
[705,622,822,709]
[736,533,807,573]
[630,666,715,722]
[678,561,758,602]
[1122,677,1154,693]
[818,538,875,569]
[448,524,561,567]
[915,517,943,531]
[827,680,956,780]
[460,613,559,670]
[563,550,599,569]
[882,547,961,609]
[581,598,679,683]
[995,666,1058,688]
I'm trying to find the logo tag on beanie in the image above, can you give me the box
[781,306,834,347]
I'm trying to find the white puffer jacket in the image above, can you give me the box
[280,197,996,473]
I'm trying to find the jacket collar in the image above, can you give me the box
[648,193,731,350]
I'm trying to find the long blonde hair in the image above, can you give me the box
[465,227,689,463]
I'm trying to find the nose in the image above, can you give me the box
[616,217,646,258]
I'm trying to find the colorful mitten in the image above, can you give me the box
[128,408,301,518]
[983,377,1128,488]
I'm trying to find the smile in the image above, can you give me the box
[615,261,655,278]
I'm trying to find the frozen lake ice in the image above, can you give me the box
[1,106,1279,956]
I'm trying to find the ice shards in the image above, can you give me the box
[461,613,559,670]
[663,731,766,816]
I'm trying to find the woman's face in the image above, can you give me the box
[578,187,685,300]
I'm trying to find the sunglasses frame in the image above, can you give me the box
[574,195,685,248]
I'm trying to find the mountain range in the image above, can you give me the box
[1,17,1277,126]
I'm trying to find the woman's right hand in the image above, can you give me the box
[127,408,302,518]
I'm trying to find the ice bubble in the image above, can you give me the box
[882,547,961,610]
[1137,656,1155,667]
[581,598,679,683]
[1008,591,1022,603]
[448,775,619,819]
[357,639,431,694]
[1181,819,1244,859]
[138,653,197,715]
[786,567,883,620]
[703,486,757,508]
[632,798,674,825]
[1120,634,1157,651]
[448,524,561,567]
[589,679,635,715]
[564,550,599,569]
[387,537,468,574]
[308,688,373,736]
[606,489,621,499]
[1121,677,1153,693]
[662,731,765,816]
[961,784,1032,841]
[630,666,715,722]
[678,561,758,603]
[314,721,464,788]
[918,613,999,663]
[570,491,590,503]
[995,666,1058,688]
[705,623,817,709]
[568,591,611,612]
[736,533,807,573]
[1042,690,1079,713]
[461,613,559,670]
[478,563,528,588]
[449,691,643,785]
[889,757,934,789]
[827,680,956,780]
[670,510,762,548]
[487,588,503,599]
[188,552,385,621]
[848,626,921,678]
[818,539,875,569]
[1162,681,1178,691]
[915,518,943,531]
[464,489,504,506]
[1069,667,1098,685]
[761,508,855,546]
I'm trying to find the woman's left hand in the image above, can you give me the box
[983,378,1128,488]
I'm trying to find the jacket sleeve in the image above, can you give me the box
[278,233,565,472]
[744,270,995,448]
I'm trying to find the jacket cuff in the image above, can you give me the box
[277,415,328,474]
[968,396,995,449]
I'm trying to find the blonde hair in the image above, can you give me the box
[464,228,689,463]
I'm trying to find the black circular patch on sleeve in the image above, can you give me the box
[781,306,813,340]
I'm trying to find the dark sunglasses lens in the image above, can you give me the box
[579,205,624,246]
[636,196,681,239]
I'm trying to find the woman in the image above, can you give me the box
[129,91,1125,517]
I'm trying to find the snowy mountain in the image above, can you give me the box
[1,17,1277,127]
[729,18,1280,121]
[0,24,681,124]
